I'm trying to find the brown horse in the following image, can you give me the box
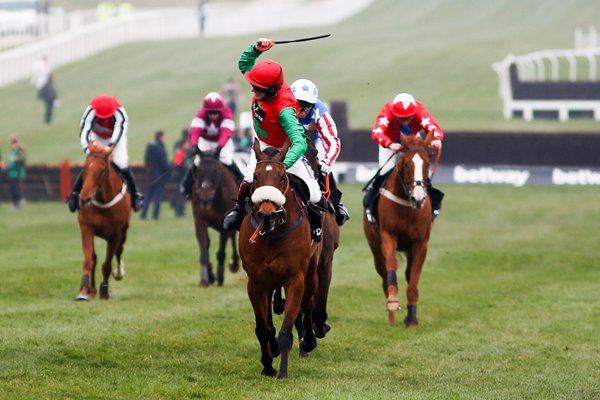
[239,139,321,378]
[191,151,240,286]
[363,130,435,326]
[76,141,131,300]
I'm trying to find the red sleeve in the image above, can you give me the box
[173,149,185,166]
[189,109,206,146]
[371,102,395,148]
[414,103,444,141]
[217,107,235,147]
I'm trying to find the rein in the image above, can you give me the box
[86,154,128,209]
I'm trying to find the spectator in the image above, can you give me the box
[6,134,27,209]
[221,76,240,119]
[171,140,190,217]
[140,130,170,220]
[30,56,58,125]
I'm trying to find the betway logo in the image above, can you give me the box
[453,166,530,187]
[552,168,600,185]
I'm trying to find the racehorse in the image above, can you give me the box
[239,139,322,378]
[191,151,240,286]
[363,130,435,326]
[75,141,131,300]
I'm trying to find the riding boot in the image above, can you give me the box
[307,196,327,241]
[225,162,244,182]
[327,173,350,226]
[114,165,144,212]
[223,180,251,231]
[67,172,84,213]
[363,174,385,225]
[428,183,445,221]
[179,166,194,199]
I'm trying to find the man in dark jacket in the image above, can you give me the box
[140,130,170,220]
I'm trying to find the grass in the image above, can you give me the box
[0,184,599,399]
[1,0,600,164]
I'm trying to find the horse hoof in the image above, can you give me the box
[75,293,89,301]
[99,283,109,300]
[404,317,418,328]
[200,280,209,288]
[386,298,400,312]
[276,371,288,379]
[300,337,317,354]
[89,287,98,298]
[314,323,331,339]
[229,261,239,273]
[112,261,125,281]
[261,367,277,377]
[299,348,309,358]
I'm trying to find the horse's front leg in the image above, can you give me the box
[300,257,318,355]
[404,241,429,328]
[247,282,277,377]
[76,227,95,301]
[278,274,305,379]
[99,234,119,300]
[112,224,128,281]
[228,231,240,273]
[216,232,228,286]
[380,231,400,323]
[195,221,213,287]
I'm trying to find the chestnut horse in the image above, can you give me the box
[76,141,131,300]
[239,139,321,378]
[191,151,240,286]
[363,131,435,326]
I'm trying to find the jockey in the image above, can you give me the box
[179,91,243,198]
[363,92,445,223]
[290,78,349,226]
[67,94,143,212]
[223,38,327,237]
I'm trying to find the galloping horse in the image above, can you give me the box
[191,151,240,286]
[363,130,435,326]
[76,141,131,300]
[239,139,321,378]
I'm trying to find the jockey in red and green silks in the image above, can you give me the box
[223,38,324,232]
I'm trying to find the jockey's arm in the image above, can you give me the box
[217,111,235,147]
[279,108,307,168]
[238,44,261,74]
[79,106,95,153]
[316,110,340,168]
[109,108,128,147]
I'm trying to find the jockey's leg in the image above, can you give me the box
[288,155,324,240]
[223,180,252,231]
[179,166,194,199]
[225,162,244,182]
[427,182,445,221]
[113,164,143,212]
[326,173,349,226]
[363,173,386,225]
[67,171,84,212]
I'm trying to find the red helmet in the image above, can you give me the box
[391,93,417,118]
[90,94,121,119]
[244,60,284,90]
[203,92,225,111]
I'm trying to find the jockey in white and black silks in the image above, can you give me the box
[364,92,445,223]
[67,94,143,213]
[290,78,349,226]
[179,92,244,198]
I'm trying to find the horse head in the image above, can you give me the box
[250,138,290,234]
[192,151,222,207]
[395,130,434,209]
[80,141,113,207]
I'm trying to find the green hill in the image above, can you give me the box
[1,0,599,163]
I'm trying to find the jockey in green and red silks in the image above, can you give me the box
[223,38,325,232]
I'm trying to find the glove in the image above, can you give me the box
[430,139,442,152]
[254,38,274,52]
[319,160,330,175]
[191,145,201,156]
[214,146,223,158]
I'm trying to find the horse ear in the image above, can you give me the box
[252,137,262,159]
[278,140,291,162]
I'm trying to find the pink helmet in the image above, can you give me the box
[203,92,225,111]
[90,94,121,118]
[391,93,417,118]
[244,60,284,90]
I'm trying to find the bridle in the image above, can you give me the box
[85,153,127,209]
[398,147,431,198]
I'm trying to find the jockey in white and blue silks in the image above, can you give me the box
[290,78,349,226]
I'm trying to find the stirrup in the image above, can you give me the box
[223,207,243,231]
[67,192,79,213]
[365,208,376,225]
[336,204,350,226]
[132,194,143,212]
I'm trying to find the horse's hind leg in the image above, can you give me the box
[247,283,277,377]
[195,223,214,287]
[216,232,228,286]
[113,225,128,281]
[228,231,240,273]
[313,257,333,339]
[76,228,96,301]
[100,235,119,300]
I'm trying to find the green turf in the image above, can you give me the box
[1,0,600,164]
[0,184,598,399]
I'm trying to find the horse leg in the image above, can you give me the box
[299,256,318,355]
[76,228,95,301]
[404,242,429,328]
[380,231,400,324]
[216,232,227,286]
[273,287,285,315]
[277,275,305,379]
[313,255,333,339]
[247,282,277,377]
[195,222,213,287]
[100,235,119,300]
[112,224,128,281]
[228,231,240,273]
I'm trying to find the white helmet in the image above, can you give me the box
[290,79,319,104]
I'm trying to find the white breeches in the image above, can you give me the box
[88,133,128,169]
[197,137,235,165]
[244,140,322,203]
[378,146,399,176]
